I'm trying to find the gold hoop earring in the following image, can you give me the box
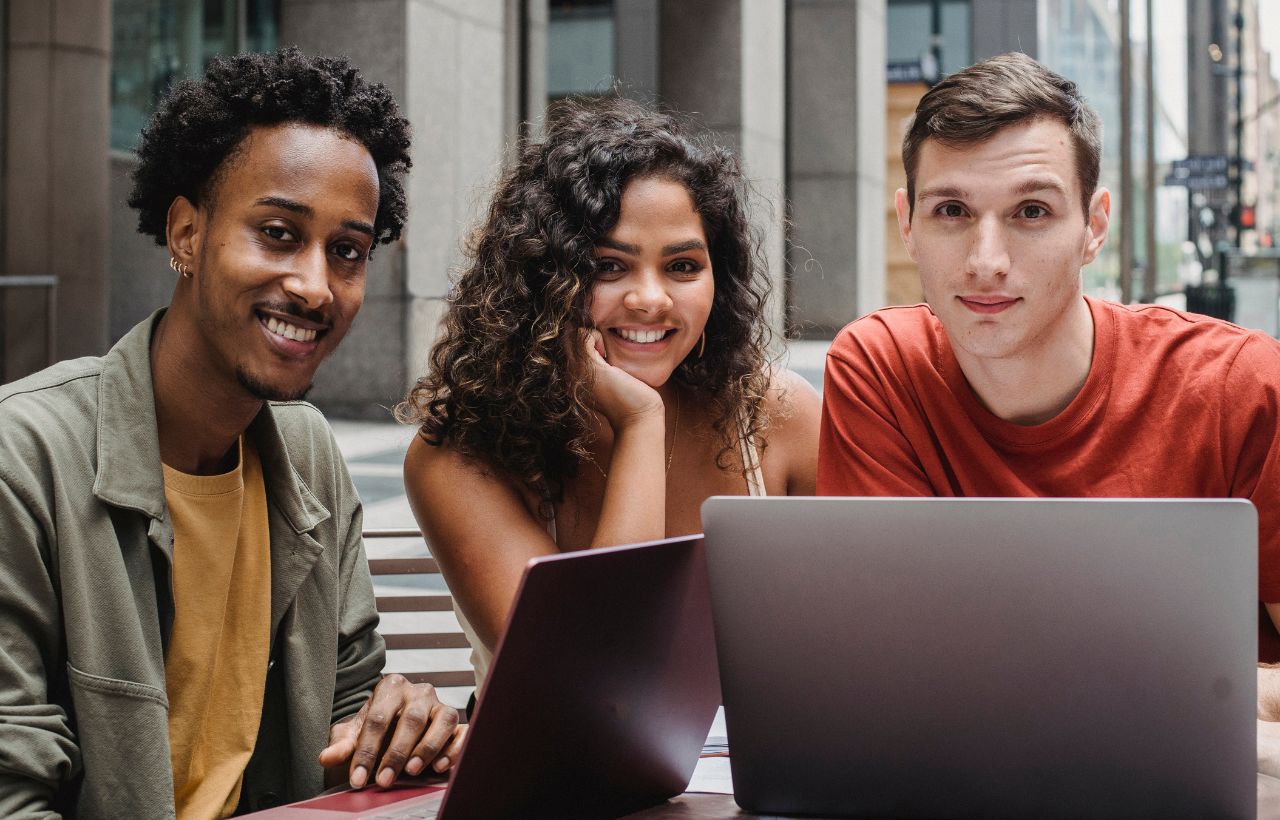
[696,331,706,359]
[169,257,192,279]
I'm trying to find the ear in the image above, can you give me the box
[166,196,202,270]
[1080,187,1110,266]
[894,188,917,262]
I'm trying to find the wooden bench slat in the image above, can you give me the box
[375,594,454,612]
[402,671,477,688]
[368,557,440,575]
[364,531,474,707]
[384,632,472,650]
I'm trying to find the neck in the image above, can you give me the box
[151,307,263,475]
[954,295,1095,426]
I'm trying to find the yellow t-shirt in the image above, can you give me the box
[162,439,272,820]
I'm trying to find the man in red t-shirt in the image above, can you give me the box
[818,55,1280,698]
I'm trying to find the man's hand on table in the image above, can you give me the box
[319,674,466,789]
[1258,665,1280,778]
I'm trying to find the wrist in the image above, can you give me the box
[612,402,665,433]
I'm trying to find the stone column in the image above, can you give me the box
[615,0,659,100]
[659,0,787,339]
[3,0,110,379]
[787,0,886,335]
[282,0,519,417]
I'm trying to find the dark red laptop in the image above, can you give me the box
[246,534,720,819]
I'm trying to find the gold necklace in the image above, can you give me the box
[584,390,680,479]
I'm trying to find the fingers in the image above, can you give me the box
[581,327,608,365]
[433,724,469,773]
[343,675,462,789]
[347,676,407,788]
[374,688,459,786]
[317,704,366,767]
[402,702,461,778]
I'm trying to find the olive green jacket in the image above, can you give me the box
[0,311,385,818]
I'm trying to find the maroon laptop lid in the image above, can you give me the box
[439,534,721,819]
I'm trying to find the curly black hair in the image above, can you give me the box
[396,96,774,504]
[129,47,411,247]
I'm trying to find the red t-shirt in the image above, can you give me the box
[819,296,1280,659]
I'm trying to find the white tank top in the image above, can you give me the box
[454,422,766,691]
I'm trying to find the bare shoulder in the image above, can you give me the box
[759,367,820,495]
[762,367,821,432]
[404,432,521,500]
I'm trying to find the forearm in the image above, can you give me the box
[1260,664,1280,721]
[332,503,386,722]
[0,774,61,820]
[0,477,79,814]
[591,414,666,549]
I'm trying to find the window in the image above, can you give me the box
[887,0,971,80]
[547,0,615,99]
[111,0,280,151]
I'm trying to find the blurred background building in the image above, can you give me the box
[0,0,1277,418]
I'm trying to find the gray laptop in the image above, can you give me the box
[701,497,1257,820]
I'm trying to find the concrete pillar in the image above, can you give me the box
[787,0,885,336]
[971,0,1038,62]
[282,0,519,417]
[658,0,787,339]
[615,0,659,100]
[3,0,110,379]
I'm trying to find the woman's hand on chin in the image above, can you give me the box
[581,328,665,431]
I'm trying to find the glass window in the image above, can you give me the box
[887,0,971,80]
[111,0,281,151]
[548,0,615,99]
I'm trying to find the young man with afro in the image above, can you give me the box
[0,48,461,817]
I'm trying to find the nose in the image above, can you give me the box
[283,245,334,310]
[965,215,1010,280]
[622,269,673,315]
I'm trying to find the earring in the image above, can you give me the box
[169,257,192,278]
[696,332,706,359]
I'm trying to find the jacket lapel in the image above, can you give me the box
[249,406,332,641]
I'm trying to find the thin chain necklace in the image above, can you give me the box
[584,390,680,480]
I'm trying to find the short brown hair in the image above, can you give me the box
[902,52,1102,219]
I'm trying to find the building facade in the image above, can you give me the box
[2,0,1276,411]
[0,0,889,416]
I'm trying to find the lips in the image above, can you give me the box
[958,295,1020,315]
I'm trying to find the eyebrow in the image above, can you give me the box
[596,237,708,256]
[915,185,969,202]
[1009,177,1070,199]
[254,196,375,237]
[916,178,1069,202]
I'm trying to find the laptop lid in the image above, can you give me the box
[439,533,721,819]
[702,497,1257,820]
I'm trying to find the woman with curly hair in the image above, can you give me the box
[398,97,819,688]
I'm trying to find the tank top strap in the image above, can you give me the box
[738,411,767,497]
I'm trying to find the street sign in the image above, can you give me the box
[1163,172,1229,190]
[887,61,926,83]
[1171,155,1230,174]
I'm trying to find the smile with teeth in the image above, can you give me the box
[613,328,675,344]
[263,315,320,343]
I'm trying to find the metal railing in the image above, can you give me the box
[0,275,57,372]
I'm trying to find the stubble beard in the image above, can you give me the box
[236,366,313,402]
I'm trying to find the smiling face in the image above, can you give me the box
[168,123,379,401]
[589,175,715,389]
[896,117,1109,368]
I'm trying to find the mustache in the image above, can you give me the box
[255,300,332,330]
